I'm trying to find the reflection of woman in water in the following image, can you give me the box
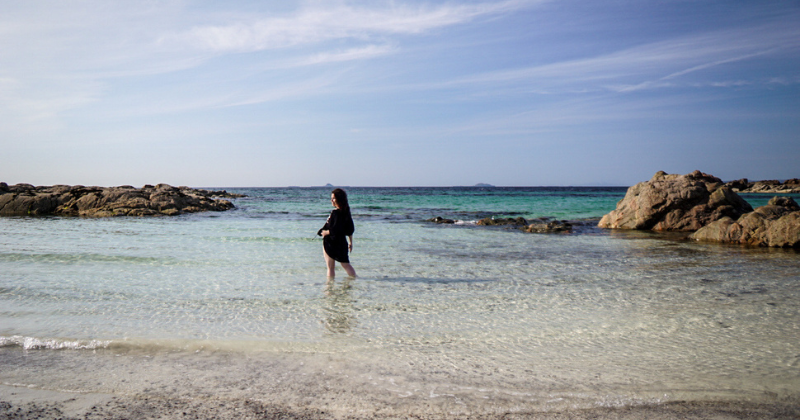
[318,188,357,278]
[323,277,355,334]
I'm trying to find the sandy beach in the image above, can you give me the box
[2,383,799,419]
[2,345,799,420]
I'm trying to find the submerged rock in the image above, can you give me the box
[523,219,572,233]
[427,216,455,224]
[691,196,800,247]
[426,215,573,234]
[476,217,528,226]
[0,183,241,217]
[598,170,753,231]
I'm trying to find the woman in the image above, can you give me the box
[318,188,357,278]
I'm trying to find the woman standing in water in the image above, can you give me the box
[318,188,357,278]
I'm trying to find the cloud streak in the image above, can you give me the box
[171,0,540,53]
[438,16,800,94]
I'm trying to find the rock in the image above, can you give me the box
[728,178,800,193]
[427,216,455,224]
[0,183,241,217]
[748,181,782,193]
[598,170,753,231]
[725,178,749,191]
[477,217,528,226]
[523,219,572,233]
[691,197,800,247]
[768,196,800,210]
[426,215,574,234]
[197,189,247,198]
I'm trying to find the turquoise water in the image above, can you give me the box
[1,187,799,415]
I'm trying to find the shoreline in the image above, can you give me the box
[2,384,798,419]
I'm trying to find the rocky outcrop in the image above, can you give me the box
[690,197,800,247]
[725,178,800,194]
[0,183,241,217]
[598,170,753,231]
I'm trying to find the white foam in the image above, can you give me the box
[0,335,111,350]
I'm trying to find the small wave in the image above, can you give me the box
[0,335,352,354]
[0,335,111,350]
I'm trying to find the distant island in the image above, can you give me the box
[473,183,495,187]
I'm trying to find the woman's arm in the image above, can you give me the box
[347,235,353,252]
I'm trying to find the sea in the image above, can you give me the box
[1,187,799,417]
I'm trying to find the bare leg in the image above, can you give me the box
[341,262,357,278]
[324,250,336,278]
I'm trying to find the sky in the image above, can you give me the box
[1,0,798,187]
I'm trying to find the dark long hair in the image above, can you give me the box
[332,188,350,211]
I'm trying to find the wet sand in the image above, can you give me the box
[2,384,799,420]
[3,344,800,420]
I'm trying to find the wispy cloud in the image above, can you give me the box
[438,16,800,94]
[280,44,395,68]
[0,0,542,122]
[169,0,540,53]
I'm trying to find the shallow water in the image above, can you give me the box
[1,187,799,415]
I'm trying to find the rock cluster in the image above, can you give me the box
[598,170,753,231]
[690,197,800,247]
[599,171,800,247]
[725,178,800,194]
[0,183,241,217]
[426,216,572,233]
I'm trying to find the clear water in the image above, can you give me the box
[1,187,799,415]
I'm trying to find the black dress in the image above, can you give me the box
[318,208,355,263]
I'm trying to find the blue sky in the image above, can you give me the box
[1,0,798,187]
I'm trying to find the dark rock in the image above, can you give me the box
[598,170,753,231]
[427,216,455,224]
[198,189,247,198]
[0,183,239,217]
[523,219,572,233]
[477,217,528,226]
[725,178,750,191]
